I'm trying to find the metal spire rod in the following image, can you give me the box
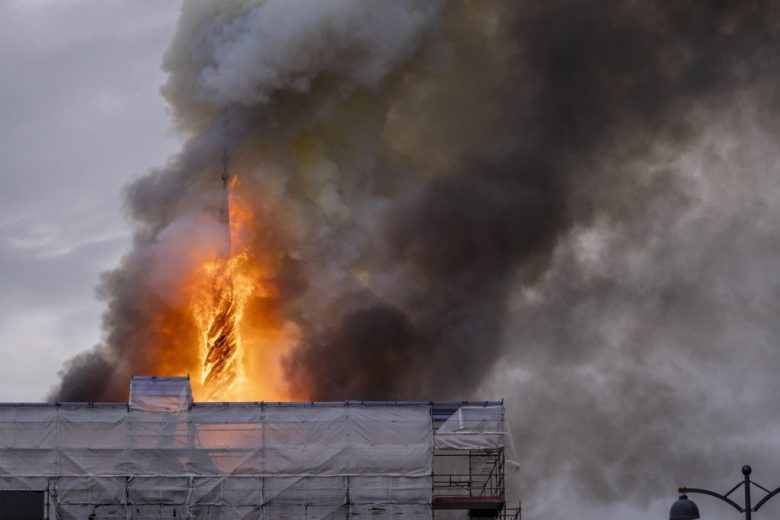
[218,116,232,256]
[219,116,231,220]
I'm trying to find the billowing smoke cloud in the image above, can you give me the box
[51,0,780,515]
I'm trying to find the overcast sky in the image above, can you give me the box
[0,0,181,400]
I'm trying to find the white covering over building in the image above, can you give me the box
[0,377,517,519]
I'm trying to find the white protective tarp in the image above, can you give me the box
[0,403,433,519]
[434,405,520,509]
[434,406,507,450]
[129,376,193,412]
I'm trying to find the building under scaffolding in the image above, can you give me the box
[0,377,520,519]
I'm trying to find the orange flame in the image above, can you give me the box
[180,177,296,401]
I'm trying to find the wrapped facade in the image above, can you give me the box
[0,378,516,519]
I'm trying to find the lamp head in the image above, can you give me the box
[670,494,700,520]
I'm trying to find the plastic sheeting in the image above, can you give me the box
[129,376,193,412]
[433,405,521,510]
[433,405,520,475]
[434,406,507,450]
[0,404,433,519]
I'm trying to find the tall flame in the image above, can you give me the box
[185,176,294,401]
[193,257,241,399]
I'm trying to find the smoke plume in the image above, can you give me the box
[51,0,780,516]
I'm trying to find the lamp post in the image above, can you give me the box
[670,466,780,519]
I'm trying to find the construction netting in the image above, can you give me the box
[0,403,433,519]
[129,376,193,412]
[433,405,520,508]
[435,406,513,453]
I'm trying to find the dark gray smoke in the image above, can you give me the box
[50,0,780,516]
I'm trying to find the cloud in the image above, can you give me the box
[0,1,182,400]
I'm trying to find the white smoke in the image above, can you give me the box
[163,0,444,111]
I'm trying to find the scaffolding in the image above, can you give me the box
[0,377,518,519]
[432,405,520,519]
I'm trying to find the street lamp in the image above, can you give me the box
[670,466,780,519]
[670,494,699,519]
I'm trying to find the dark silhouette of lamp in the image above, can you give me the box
[671,466,780,520]
[670,494,700,520]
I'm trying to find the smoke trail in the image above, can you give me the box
[50,0,780,513]
[285,0,780,406]
[50,0,448,401]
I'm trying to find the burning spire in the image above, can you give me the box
[200,129,241,400]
